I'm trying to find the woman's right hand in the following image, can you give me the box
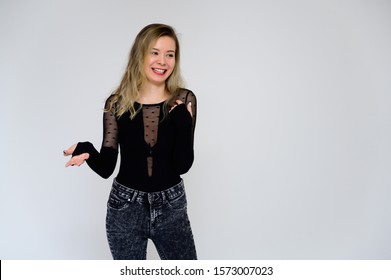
[170,100,193,117]
[64,143,90,167]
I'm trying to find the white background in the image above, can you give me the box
[1,0,390,259]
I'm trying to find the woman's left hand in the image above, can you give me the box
[63,143,90,167]
[170,100,193,117]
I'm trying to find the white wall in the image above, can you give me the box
[1,0,390,259]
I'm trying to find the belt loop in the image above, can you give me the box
[130,191,138,203]
[161,191,167,203]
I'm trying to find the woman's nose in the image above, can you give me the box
[157,55,166,65]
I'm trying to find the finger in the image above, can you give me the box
[65,153,89,167]
[65,159,74,167]
[170,100,186,113]
[63,143,77,156]
[187,101,193,117]
[65,157,79,167]
[65,158,83,167]
[170,100,180,112]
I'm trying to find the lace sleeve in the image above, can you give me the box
[102,95,119,150]
[176,89,197,135]
[72,95,118,178]
[169,89,197,174]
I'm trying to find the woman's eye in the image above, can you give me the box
[151,51,158,55]
[167,53,175,58]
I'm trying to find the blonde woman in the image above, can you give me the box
[64,23,197,260]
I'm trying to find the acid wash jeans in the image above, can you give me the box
[106,178,197,260]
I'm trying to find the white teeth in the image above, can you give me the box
[153,68,166,74]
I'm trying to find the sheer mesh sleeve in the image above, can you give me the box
[176,89,197,135]
[169,89,197,174]
[72,96,118,178]
[102,95,119,150]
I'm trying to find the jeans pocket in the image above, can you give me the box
[167,191,187,211]
[107,188,130,210]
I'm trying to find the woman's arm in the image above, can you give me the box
[169,90,197,174]
[64,96,119,179]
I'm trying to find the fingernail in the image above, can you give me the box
[63,150,67,155]
[189,102,192,106]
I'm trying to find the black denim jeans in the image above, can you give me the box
[106,178,197,260]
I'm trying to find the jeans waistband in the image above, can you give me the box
[112,178,185,204]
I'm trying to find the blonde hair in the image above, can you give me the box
[107,23,184,119]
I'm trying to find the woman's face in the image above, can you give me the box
[143,36,176,86]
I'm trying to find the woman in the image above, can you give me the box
[64,23,197,260]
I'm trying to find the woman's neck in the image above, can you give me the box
[138,83,169,104]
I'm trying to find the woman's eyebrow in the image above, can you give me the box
[152,47,176,53]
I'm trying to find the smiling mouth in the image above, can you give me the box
[152,68,167,74]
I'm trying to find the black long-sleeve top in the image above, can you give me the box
[72,89,197,192]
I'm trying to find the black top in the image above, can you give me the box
[72,89,197,192]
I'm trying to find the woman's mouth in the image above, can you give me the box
[152,68,167,75]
